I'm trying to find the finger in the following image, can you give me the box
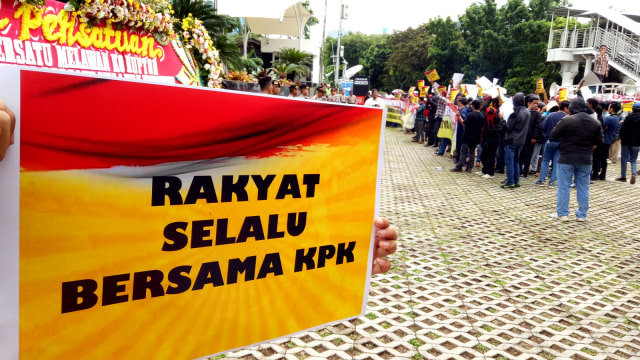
[376,239,397,257]
[0,112,11,162]
[374,217,390,230]
[372,257,391,275]
[378,225,397,241]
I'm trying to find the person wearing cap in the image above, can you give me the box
[313,87,327,101]
[298,84,309,99]
[550,97,603,221]
[271,80,281,96]
[288,84,299,98]
[616,101,640,184]
[258,76,273,95]
[0,99,16,163]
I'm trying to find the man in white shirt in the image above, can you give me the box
[364,89,385,107]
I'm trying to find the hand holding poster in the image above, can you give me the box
[425,69,440,82]
[0,67,386,360]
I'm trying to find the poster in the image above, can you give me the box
[536,78,544,94]
[425,69,439,82]
[0,66,386,360]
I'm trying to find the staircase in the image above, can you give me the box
[547,8,640,85]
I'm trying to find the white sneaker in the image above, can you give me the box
[576,217,587,222]
[550,213,570,221]
[483,174,494,178]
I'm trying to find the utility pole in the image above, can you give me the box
[318,0,328,84]
[334,0,345,87]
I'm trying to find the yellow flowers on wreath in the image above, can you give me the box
[180,14,222,88]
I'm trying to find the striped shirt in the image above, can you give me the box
[435,96,449,118]
[594,53,609,75]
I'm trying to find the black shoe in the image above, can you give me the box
[450,168,462,172]
[521,174,528,178]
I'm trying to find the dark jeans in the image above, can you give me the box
[455,142,479,171]
[592,143,610,179]
[426,119,436,145]
[415,120,426,142]
[505,144,523,185]
[496,136,505,172]
[432,117,442,146]
[455,126,464,162]
[481,138,499,176]
[520,141,535,175]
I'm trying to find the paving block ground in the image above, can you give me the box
[220,127,640,360]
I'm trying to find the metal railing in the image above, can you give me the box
[548,27,640,75]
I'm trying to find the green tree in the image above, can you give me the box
[423,18,468,83]
[301,1,319,39]
[360,39,392,90]
[273,48,313,79]
[381,27,432,90]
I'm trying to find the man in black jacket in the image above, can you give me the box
[550,98,603,221]
[616,102,640,184]
[520,94,543,177]
[424,95,438,146]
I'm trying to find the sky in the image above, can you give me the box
[307,0,640,36]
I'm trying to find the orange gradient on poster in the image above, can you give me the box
[18,70,384,360]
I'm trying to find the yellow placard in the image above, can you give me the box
[622,101,634,112]
[558,88,568,102]
[420,86,428,97]
[536,78,544,94]
[417,80,425,89]
[437,116,453,140]
[449,88,459,102]
[425,69,440,82]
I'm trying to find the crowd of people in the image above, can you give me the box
[404,80,640,222]
[257,76,358,104]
